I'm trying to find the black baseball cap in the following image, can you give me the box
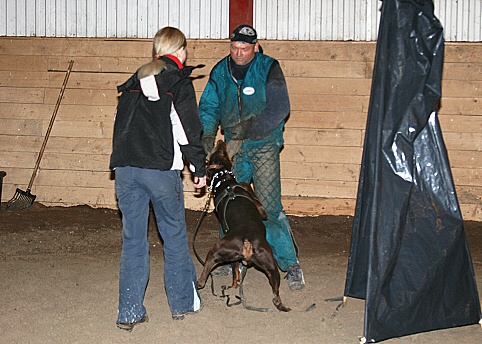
[230,24,258,44]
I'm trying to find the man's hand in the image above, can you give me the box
[193,176,207,189]
[231,118,253,140]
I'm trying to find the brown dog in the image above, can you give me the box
[196,140,290,312]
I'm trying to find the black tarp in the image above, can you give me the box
[343,0,481,342]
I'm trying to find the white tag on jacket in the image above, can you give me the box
[243,86,255,95]
[140,75,160,101]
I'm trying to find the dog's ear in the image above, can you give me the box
[207,163,223,171]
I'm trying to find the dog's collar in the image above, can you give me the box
[209,170,235,193]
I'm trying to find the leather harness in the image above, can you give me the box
[209,170,257,234]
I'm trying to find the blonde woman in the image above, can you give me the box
[110,27,206,331]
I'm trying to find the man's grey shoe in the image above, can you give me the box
[210,264,232,276]
[284,264,305,292]
[117,313,148,332]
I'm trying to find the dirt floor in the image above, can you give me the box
[0,203,481,344]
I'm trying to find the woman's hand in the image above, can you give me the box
[193,176,207,189]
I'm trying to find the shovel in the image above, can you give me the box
[5,60,74,210]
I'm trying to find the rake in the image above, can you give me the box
[5,60,74,210]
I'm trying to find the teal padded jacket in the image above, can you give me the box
[199,52,289,147]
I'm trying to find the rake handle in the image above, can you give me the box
[26,60,74,191]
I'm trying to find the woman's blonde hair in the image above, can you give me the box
[137,27,187,79]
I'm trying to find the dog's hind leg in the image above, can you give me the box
[230,262,240,289]
[196,241,244,290]
[251,249,291,312]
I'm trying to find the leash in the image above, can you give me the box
[218,265,270,312]
[324,296,347,318]
[219,268,317,313]
[191,193,223,300]
[192,193,212,267]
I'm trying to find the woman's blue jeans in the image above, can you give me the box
[115,167,200,323]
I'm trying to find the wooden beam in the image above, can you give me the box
[229,0,253,34]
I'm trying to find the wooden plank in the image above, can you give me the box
[0,118,113,139]
[442,43,481,63]
[0,103,118,122]
[52,71,130,89]
[446,150,482,169]
[0,71,50,87]
[281,145,363,165]
[281,162,360,182]
[286,77,372,96]
[1,151,111,172]
[57,104,117,121]
[199,76,477,111]
[456,186,482,205]
[452,167,482,187]
[440,97,482,115]
[0,55,49,71]
[0,37,151,58]
[262,41,376,62]
[458,203,481,222]
[284,128,364,147]
[0,87,45,103]
[281,196,356,216]
[47,56,148,74]
[443,132,482,151]
[442,62,482,81]
[281,196,480,221]
[1,169,114,189]
[0,135,112,154]
[39,120,113,139]
[282,163,479,187]
[1,166,197,190]
[281,179,358,198]
[438,114,482,133]
[281,60,369,79]
[285,111,368,130]
[286,113,480,133]
[442,79,482,98]
[1,38,480,64]
[0,118,43,136]
[43,88,118,106]
[0,103,54,119]
[289,93,369,112]
[24,185,117,208]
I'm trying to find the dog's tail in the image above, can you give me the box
[242,239,253,260]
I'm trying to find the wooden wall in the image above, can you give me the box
[0,37,480,221]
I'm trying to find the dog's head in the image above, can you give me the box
[206,140,232,181]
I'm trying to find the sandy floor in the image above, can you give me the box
[0,204,481,343]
